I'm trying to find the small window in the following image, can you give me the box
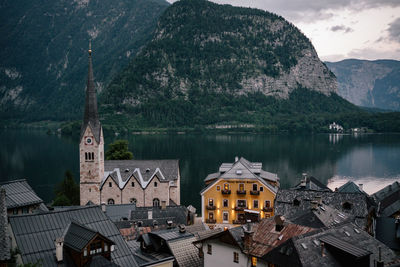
[265,200,271,208]
[154,181,158,187]
[343,202,352,210]
[254,200,259,209]
[153,198,160,207]
[13,209,18,215]
[233,252,239,263]
[89,188,91,192]
[224,183,229,190]
[251,256,257,267]
[109,182,112,187]
[130,198,137,205]
[216,185,220,191]
[108,199,115,205]
[91,152,94,160]
[239,183,245,191]
[84,248,88,257]
[252,184,258,191]
[131,181,134,187]
[209,198,214,207]
[223,199,228,207]
[104,243,108,252]
[209,212,214,220]
[237,200,246,208]
[293,199,300,206]
[260,186,263,192]
[85,153,88,160]
[207,244,212,255]
[22,207,29,214]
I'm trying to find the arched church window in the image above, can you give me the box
[107,199,115,205]
[153,198,160,207]
[130,198,137,205]
[85,152,88,160]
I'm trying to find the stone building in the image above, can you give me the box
[79,44,180,206]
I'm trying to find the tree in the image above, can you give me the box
[53,170,79,206]
[105,139,133,160]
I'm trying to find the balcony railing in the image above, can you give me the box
[250,190,260,195]
[206,205,216,210]
[221,189,231,195]
[263,207,273,212]
[232,219,246,225]
[236,190,246,195]
[234,206,247,211]
[206,219,216,224]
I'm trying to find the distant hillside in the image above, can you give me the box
[0,0,169,122]
[326,59,400,111]
[100,0,356,129]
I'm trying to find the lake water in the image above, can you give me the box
[1,130,400,211]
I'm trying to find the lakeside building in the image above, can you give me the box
[200,157,279,228]
[79,44,180,206]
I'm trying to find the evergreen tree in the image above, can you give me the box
[105,140,133,160]
[53,170,79,206]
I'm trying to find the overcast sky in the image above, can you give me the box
[166,0,400,62]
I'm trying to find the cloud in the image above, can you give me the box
[388,17,400,43]
[330,25,354,33]
[347,47,400,60]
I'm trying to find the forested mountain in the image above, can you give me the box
[0,0,169,122]
[326,59,400,111]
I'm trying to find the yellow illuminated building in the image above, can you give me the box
[200,157,279,226]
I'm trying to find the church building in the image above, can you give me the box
[79,44,180,207]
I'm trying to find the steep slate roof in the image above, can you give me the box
[263,222,397,267]
[102,160,179,190]
[0,179,44,209]
[292,176,331,192]
[89,255,120,267]
[201,157,279,195]
[0,189,10,262]
[80,45,101,143]
[372,181,400,217]
[63,220,114,252]
[337,181,365,194]
[9,206,138,267]
[275,189,372,228]
[126,239,174,267]
[287,203,353,228]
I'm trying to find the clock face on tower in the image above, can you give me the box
[85,137,93,145]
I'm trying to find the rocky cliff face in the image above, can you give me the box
[104,0,337,106]
[326,59,400,110]
[0,0,169,122]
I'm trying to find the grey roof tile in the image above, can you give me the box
[9,206,138,267]
[0,188,10,261]
[0,179,43,209]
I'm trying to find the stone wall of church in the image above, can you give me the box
[121,177,145,206]
[169,170,181,205]
[100,177,122,204]
[143,177,170,206]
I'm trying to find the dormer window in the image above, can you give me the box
[342,201,352,210]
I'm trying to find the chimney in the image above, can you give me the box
[377,246,384,267]
[274,215,285,232]
[235,156,239,162]
[243,220,254,253]
[314,196,322,205]
[311,201,318,210]
[321,242,325,257]
[179,224,186,233]
[161,201,166,210]
[101,202,106,212]
[358,184,363,191]
[55,237,64,262]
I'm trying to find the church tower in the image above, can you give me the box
[79,42,104,205]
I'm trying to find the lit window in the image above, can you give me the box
[223,199,228,207]
[154,182,158,187]
[209,212,214,220]
[239,183,245,191]
[207,244,212,255]
[209,199,214,207]
[254,200,259,209]
[216,186,220,191]
[223,212,229,222]
[251,256,257,266]
[153,198,160,207]
[224,183,229,190]
[233,252,239,263]
[108,199,115,205]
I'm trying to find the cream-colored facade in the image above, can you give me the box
[201,157,279,227]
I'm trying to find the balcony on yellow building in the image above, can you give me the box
[263,207,273,212]
[250,190,260,195]
[236,189,246,195]
[221,189,231,194]
[232,219,246,224]
[206,205,216,210]
[206,219,216,224]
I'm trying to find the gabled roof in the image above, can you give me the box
[372,181,400,217]
[0,189,10,261]
[88,255,120,267]
[9,206,138,267]
[63,220,114,252]
[263,222,396,267]
[102,160,179,190]
[375,217,400,251]
[80,47,101,143]
[337,181,365,194]
[0,179,43,209]
[373,181,400,202]
[292,176,331,192]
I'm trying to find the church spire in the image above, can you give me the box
[81,41,101,143]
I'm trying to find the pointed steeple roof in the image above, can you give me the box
[80,41,101,143]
